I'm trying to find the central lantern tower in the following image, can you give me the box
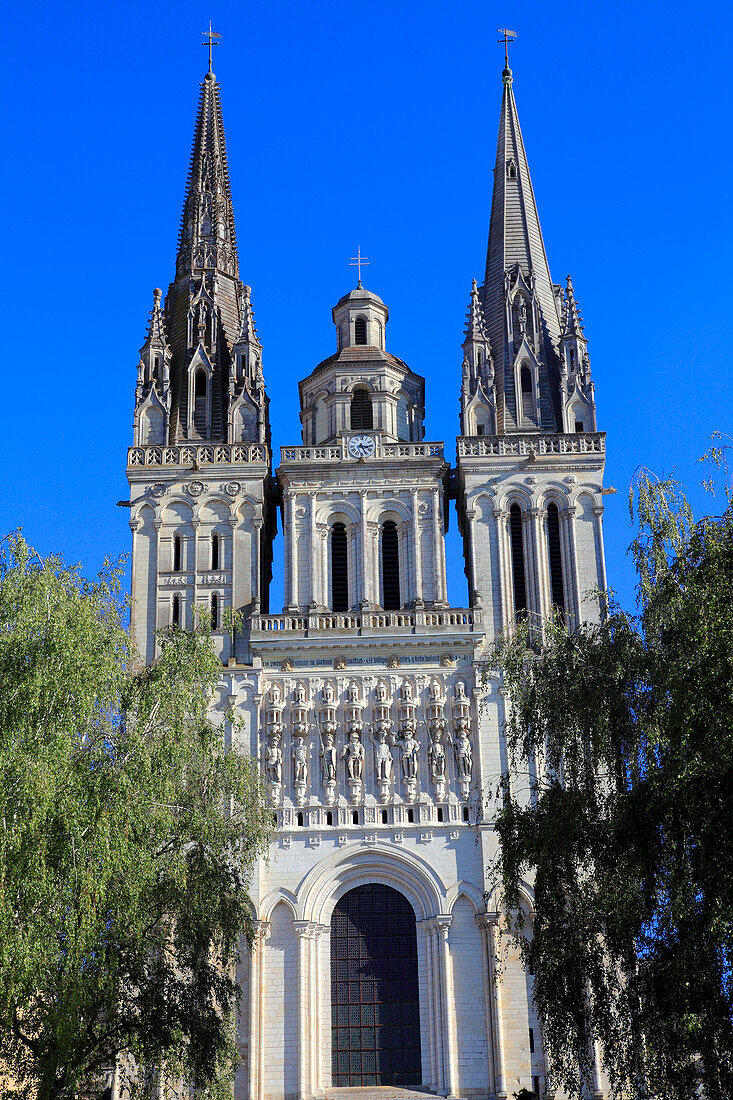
[279,283,450,614]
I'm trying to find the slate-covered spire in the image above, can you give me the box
[481,63,564,433]
[145,66,269,446]
[175,70,238,284]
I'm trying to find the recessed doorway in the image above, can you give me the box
[330,883,422,1087]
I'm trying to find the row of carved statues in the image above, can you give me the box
[261,679,473,806]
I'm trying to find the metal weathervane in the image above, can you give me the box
[497,27,517,68]
[202,21,221,72]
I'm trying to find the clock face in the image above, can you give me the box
[348,434,376,459]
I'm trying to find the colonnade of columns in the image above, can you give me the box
[492,499,604,633]
[281,486,447,613]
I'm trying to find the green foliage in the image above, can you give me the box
[490,464,733,1100]
[0,535,271,1100]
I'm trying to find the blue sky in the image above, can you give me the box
[3,0,732,613]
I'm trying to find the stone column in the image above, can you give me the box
[432,488,448,606]
[435,915,457,1098]
[493,508,511,632]
[412,491,423,603]
[531,506,551,620]
[191,517,200,628]
[419,919,437,1091]
[285,489,295,608]
[562,505,581,627]
[228,515,238,662]
[486,917,508,1100]
[309,496,317,609]
[294,921,312,1100]
[248,920,270,1100]
[464,507,477,605]
[475,914,499,1097]
[593,504,608,598]
[359,492,370,606]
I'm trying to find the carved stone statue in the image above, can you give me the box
[371,726,394,783]
[341,730,364,782]
[292,735,308,785]
[454,731,472,781]
[428,731,447,780]
[265,733,282,786]
[399,725,420,781]
[320,730,337,783]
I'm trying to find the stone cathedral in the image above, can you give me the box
[126,54,608,1100]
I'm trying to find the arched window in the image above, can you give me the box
[509,503,528,618]
[546,503,565,618]
[172,594,181,628]
[381,521,400,610]
[351,810,359,825]
[520,365,534,420]
[173,535,182,572]
[350,387,373,430]
[210,592,219,630]
[211,532,220,570]
[331,523,348,612]
[326,810,333,826]
[194,369,207,435]
[381,809,388,824]
[354,316,367,345]
[407,807,414,823]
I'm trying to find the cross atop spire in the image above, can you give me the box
[202,22,221,74]
[349,247,369,289]
[497,28,517,75]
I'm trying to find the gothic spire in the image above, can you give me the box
[481,64,564,432]
[130,64,270,447]
[561,275,584,338]
[464,278,491,347]
[175,70,239,283]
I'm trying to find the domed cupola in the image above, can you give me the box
[298,285,425,446]
[332,286,389,351]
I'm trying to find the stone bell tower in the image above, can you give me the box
[127,64,275,666]
[455,59,608,637]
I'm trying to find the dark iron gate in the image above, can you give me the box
[330,883,422,1087]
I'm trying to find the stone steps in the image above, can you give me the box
[323,1089,449,1100]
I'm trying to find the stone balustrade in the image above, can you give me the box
[280,440,444,463]
[250,606,480,636]
[457,431,605,458]
[128,442,269,468]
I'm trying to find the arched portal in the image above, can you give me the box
[330,883,421,1087]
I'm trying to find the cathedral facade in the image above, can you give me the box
[126,57,608,1100]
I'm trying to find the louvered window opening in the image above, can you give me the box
[172,594,181,627]
[381,522,400,610]
[547,503,565,617]
[354,316,367,345]
[331,884,422,1088]
[520,365,533,420]
[173,536,182,572]
[510,504,527,617]
[194,370,207,435]
[211,533,220,570]
[211,592,219,630]
[351,388,373,430]
[331,523,349,612]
